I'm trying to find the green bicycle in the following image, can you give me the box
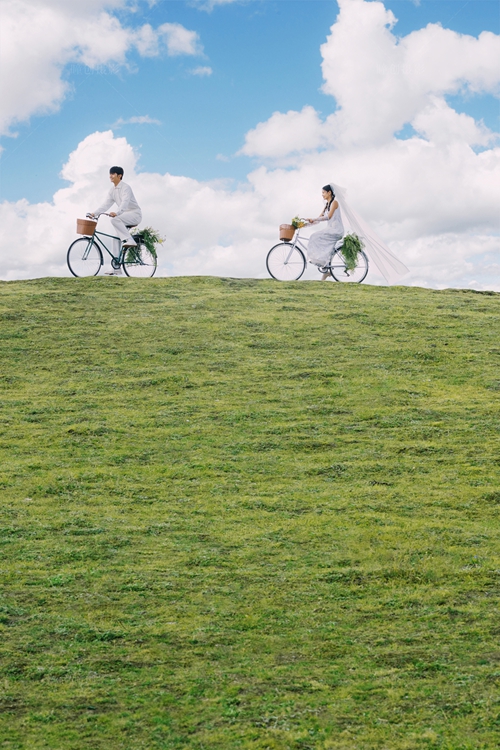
[67,214,157,278]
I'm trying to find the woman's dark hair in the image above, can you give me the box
[110,166,124,178]
[322,184,335,208]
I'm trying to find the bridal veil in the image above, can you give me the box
[330,183,409,284]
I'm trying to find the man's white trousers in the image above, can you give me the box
[110,210,142,246]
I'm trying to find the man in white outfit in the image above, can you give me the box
[90,166,142,273]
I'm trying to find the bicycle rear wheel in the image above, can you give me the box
[330,248,369,283]
[67,237,103,277]
[122,243,157,278]
[266,243,306,281]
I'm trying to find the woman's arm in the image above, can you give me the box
[307,206,328,223]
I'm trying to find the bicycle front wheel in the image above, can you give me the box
[330,248,369,283]
[266,243,306,281]
[122,243,157,278]
[67,237,103,277]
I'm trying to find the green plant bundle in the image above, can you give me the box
[342,232,364,270]
[132,226,164,259]
[291,216,306,229]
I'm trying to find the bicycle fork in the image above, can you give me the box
[284,236,300,265]
[82,237,97,261]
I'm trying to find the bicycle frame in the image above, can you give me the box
[284,227,309,260]
[283,225,344,271]
[80,229,123,264]
[81,211,142,264]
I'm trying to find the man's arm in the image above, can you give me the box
[93,188,114,216]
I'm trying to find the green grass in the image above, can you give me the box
[0,276,499,750]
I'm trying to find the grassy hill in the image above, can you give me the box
[0,276,499,750]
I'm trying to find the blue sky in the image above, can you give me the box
[1,0,499,204]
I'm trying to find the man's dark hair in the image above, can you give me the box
[110,166,124,178]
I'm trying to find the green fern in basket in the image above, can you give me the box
[130,226,164,260]
[341,233,364,271]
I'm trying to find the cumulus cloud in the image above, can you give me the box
[242,0,500,157]
[239,106,326,159]
[1,0,499,290]
[0,0,202,135]
[320,0,500,148]
[412,97,494,147]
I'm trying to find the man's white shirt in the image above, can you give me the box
[94,182,141,216]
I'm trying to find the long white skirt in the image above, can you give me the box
[308,229,343,266]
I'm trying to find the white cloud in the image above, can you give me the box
[240,0,500,158]
[412,96,495,147]
[190,66,213,77]
[0,0,203,135]
[113,115,162,127]
[239,106,325,159]
[319,0,500,148]
[133,22,163,57]
[1,0,499,290]
[158,22,202,56]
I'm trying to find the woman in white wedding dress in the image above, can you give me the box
[305,182,410,284]
[306,185,344,279]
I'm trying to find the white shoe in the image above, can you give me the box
[122,238,137,248]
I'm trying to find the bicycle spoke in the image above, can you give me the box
[330,249,369,283]
[266,243,306,281]
[67,238,103,277]
[122,244,157,278]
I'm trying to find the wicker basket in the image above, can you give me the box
[280,224,295,241]
[76,218,97,236]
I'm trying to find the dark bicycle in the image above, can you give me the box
[67,214,157,278]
